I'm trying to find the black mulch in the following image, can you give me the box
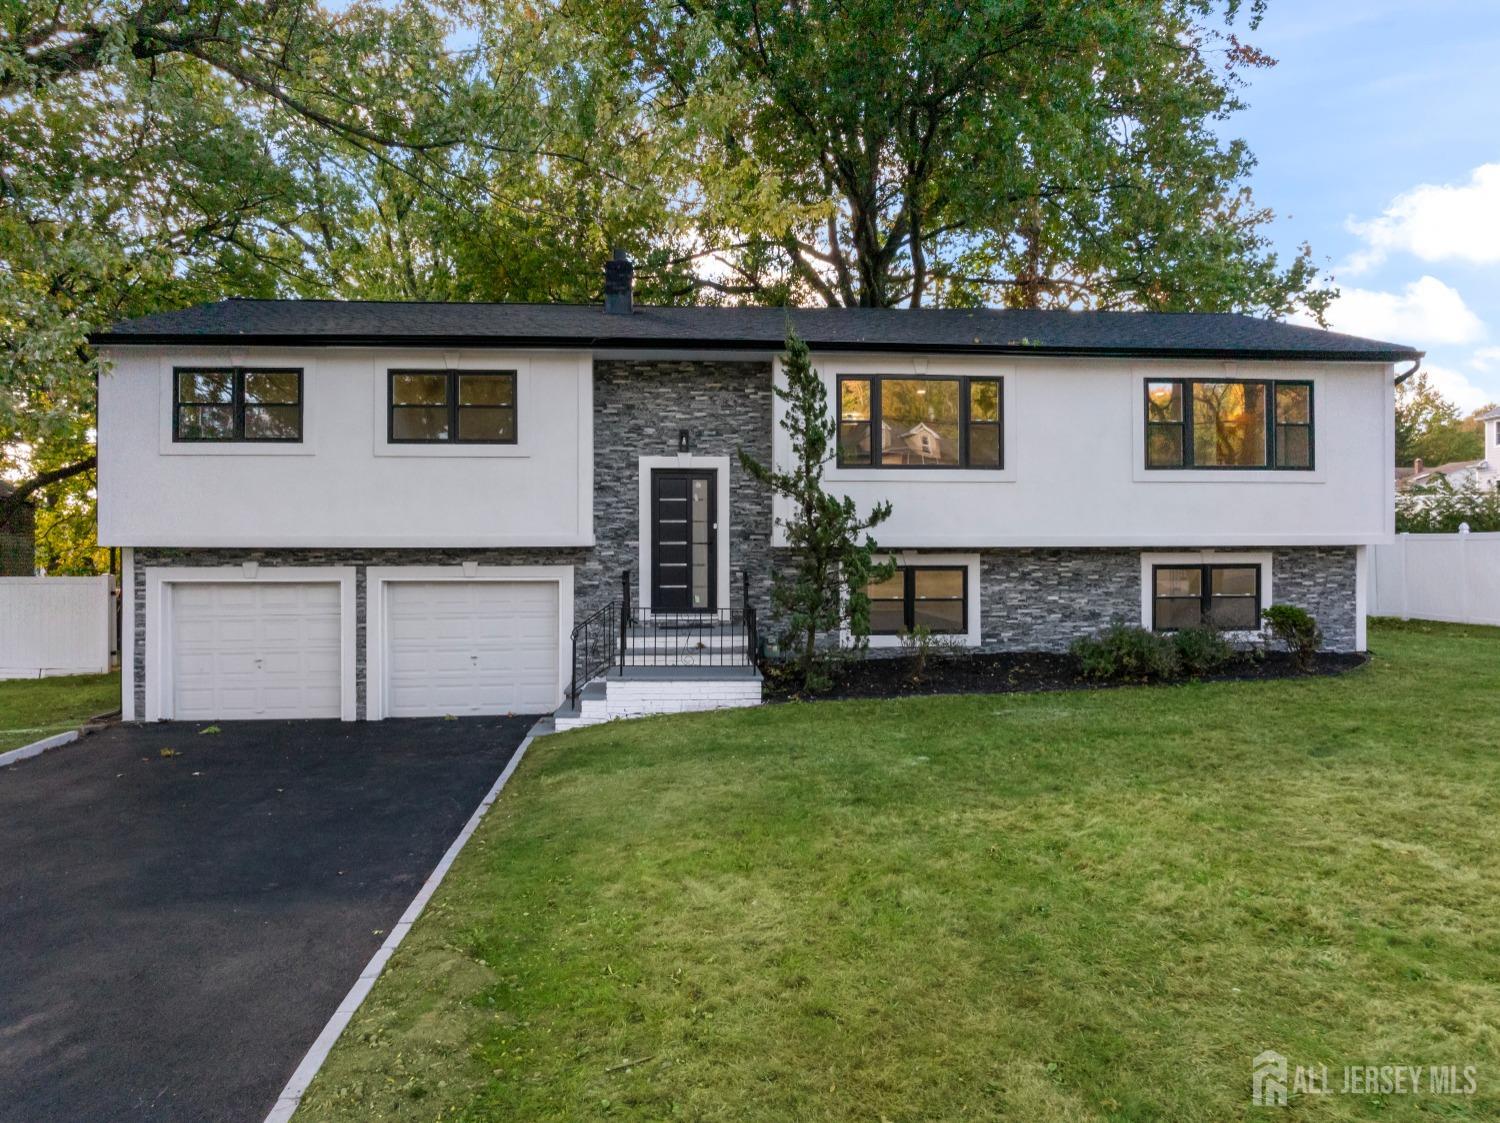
[762,649,1369,703]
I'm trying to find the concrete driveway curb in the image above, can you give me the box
[0,729,81,769]
[263,718,550,1123]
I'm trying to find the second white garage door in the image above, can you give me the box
[384,581,560,717]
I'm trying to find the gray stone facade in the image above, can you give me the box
[969,546,1358,653]
[127,358,1362,718]
[591,359,775,617]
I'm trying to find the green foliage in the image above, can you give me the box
[900,624,960,682]
[1071,624,1182,682]
[1396,475,1500,533]
[1394,373,1489,467]
[1171,626,1234,676]
[1261,604,1322,670]
[740,330,893,691]
[541,0,1330,316]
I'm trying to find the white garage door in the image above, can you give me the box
[171,582,342,720]
[385,582,559,717]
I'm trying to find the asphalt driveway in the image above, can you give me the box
[0,715,536,1123]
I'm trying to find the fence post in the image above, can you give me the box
[619,570,631,669]
[1398,532,1410,621]
[1459,523,1470,625]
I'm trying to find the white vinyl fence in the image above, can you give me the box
[0,575,117,679]
[1370,529,1500,627]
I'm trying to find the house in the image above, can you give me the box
[91,257,1420,725]
[1396,409,1500,493]
[0,482,35,576]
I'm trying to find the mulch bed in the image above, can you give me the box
[761,649,1369,703]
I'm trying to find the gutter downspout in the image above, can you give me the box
[1394,357,1422,385]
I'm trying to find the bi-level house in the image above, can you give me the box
[93,258,1420,725]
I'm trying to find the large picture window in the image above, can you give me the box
[1152,564,1262,631]
[866,565,967,635]
[1145,379,1313,470]
[837,375,1002,469]
[174,368,303,442]
[388,370,517,444]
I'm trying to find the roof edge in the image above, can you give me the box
[87,331,1423,363]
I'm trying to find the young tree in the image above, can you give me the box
[740,331,893,690]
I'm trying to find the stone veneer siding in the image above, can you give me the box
[969,545,1357,653]
[591,359,776,618]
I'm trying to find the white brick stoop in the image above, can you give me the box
[554,669,762,730]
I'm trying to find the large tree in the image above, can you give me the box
[536,0,1330,314]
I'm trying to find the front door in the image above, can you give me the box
[651,470,716,613]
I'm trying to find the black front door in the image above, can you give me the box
[651,470,716,612]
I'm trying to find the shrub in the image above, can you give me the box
[900,624,961,681]
[1171,626,1234,676]
[1070,624,1181,682]
[1261,604,1322,671]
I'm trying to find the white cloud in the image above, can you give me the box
[1344,163,1500,273]
[1318,276,1484,347]
[1468,346,1500,372]
[1423,363,1494,414]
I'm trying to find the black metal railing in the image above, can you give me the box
[567,598,617,709]
[569,571,760,707]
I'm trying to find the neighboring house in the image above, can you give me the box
[92,259,1420,725]
[0,483,36,576]
[1396,410,1500,493]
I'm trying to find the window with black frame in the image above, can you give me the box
[388,370,517,443]
[1152,564,1261,631]
[837,375,1002,469]
[867,565,967,635]
[1145,379,1313,470]
[174,368,302,442]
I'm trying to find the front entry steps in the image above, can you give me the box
[553,666,762,731]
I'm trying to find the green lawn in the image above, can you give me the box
[0,671,119,752]
[299,621,1500,1122]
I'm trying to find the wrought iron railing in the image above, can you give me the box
[568,571,759,708]
[567,598,617,709]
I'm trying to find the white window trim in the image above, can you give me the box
[157,350,319,456]
[364,564,574,720]
[805,355,1018,484]
[144,565,358,723]
[636,455,731,617]
[853,551,983,649]
[1139,550,1272,637]
[372,352,536,458]
[1131,362,1327,484]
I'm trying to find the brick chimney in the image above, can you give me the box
[604,249,633,315]
[1413,457,1424,476]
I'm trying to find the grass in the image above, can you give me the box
[299,621,1500,1122]
[0,671,119,752]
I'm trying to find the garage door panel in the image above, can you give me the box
[170,582,343,721]
[385,581,559,717]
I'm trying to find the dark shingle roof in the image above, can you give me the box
[90,299,1423,362]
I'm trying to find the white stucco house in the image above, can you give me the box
[91,258,1420,726]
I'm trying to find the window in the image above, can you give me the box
[388,370,516,443]
[867,566,967,635]
[837,375,1002,469]
[174,368,302,442]
[1144,379,1313,470]
[1152,564,1261,631]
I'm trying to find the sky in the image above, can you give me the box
[1227,0,1500,411]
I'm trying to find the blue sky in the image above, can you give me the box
[1229,0,1500,410]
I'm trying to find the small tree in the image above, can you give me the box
[741,329,893,690]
